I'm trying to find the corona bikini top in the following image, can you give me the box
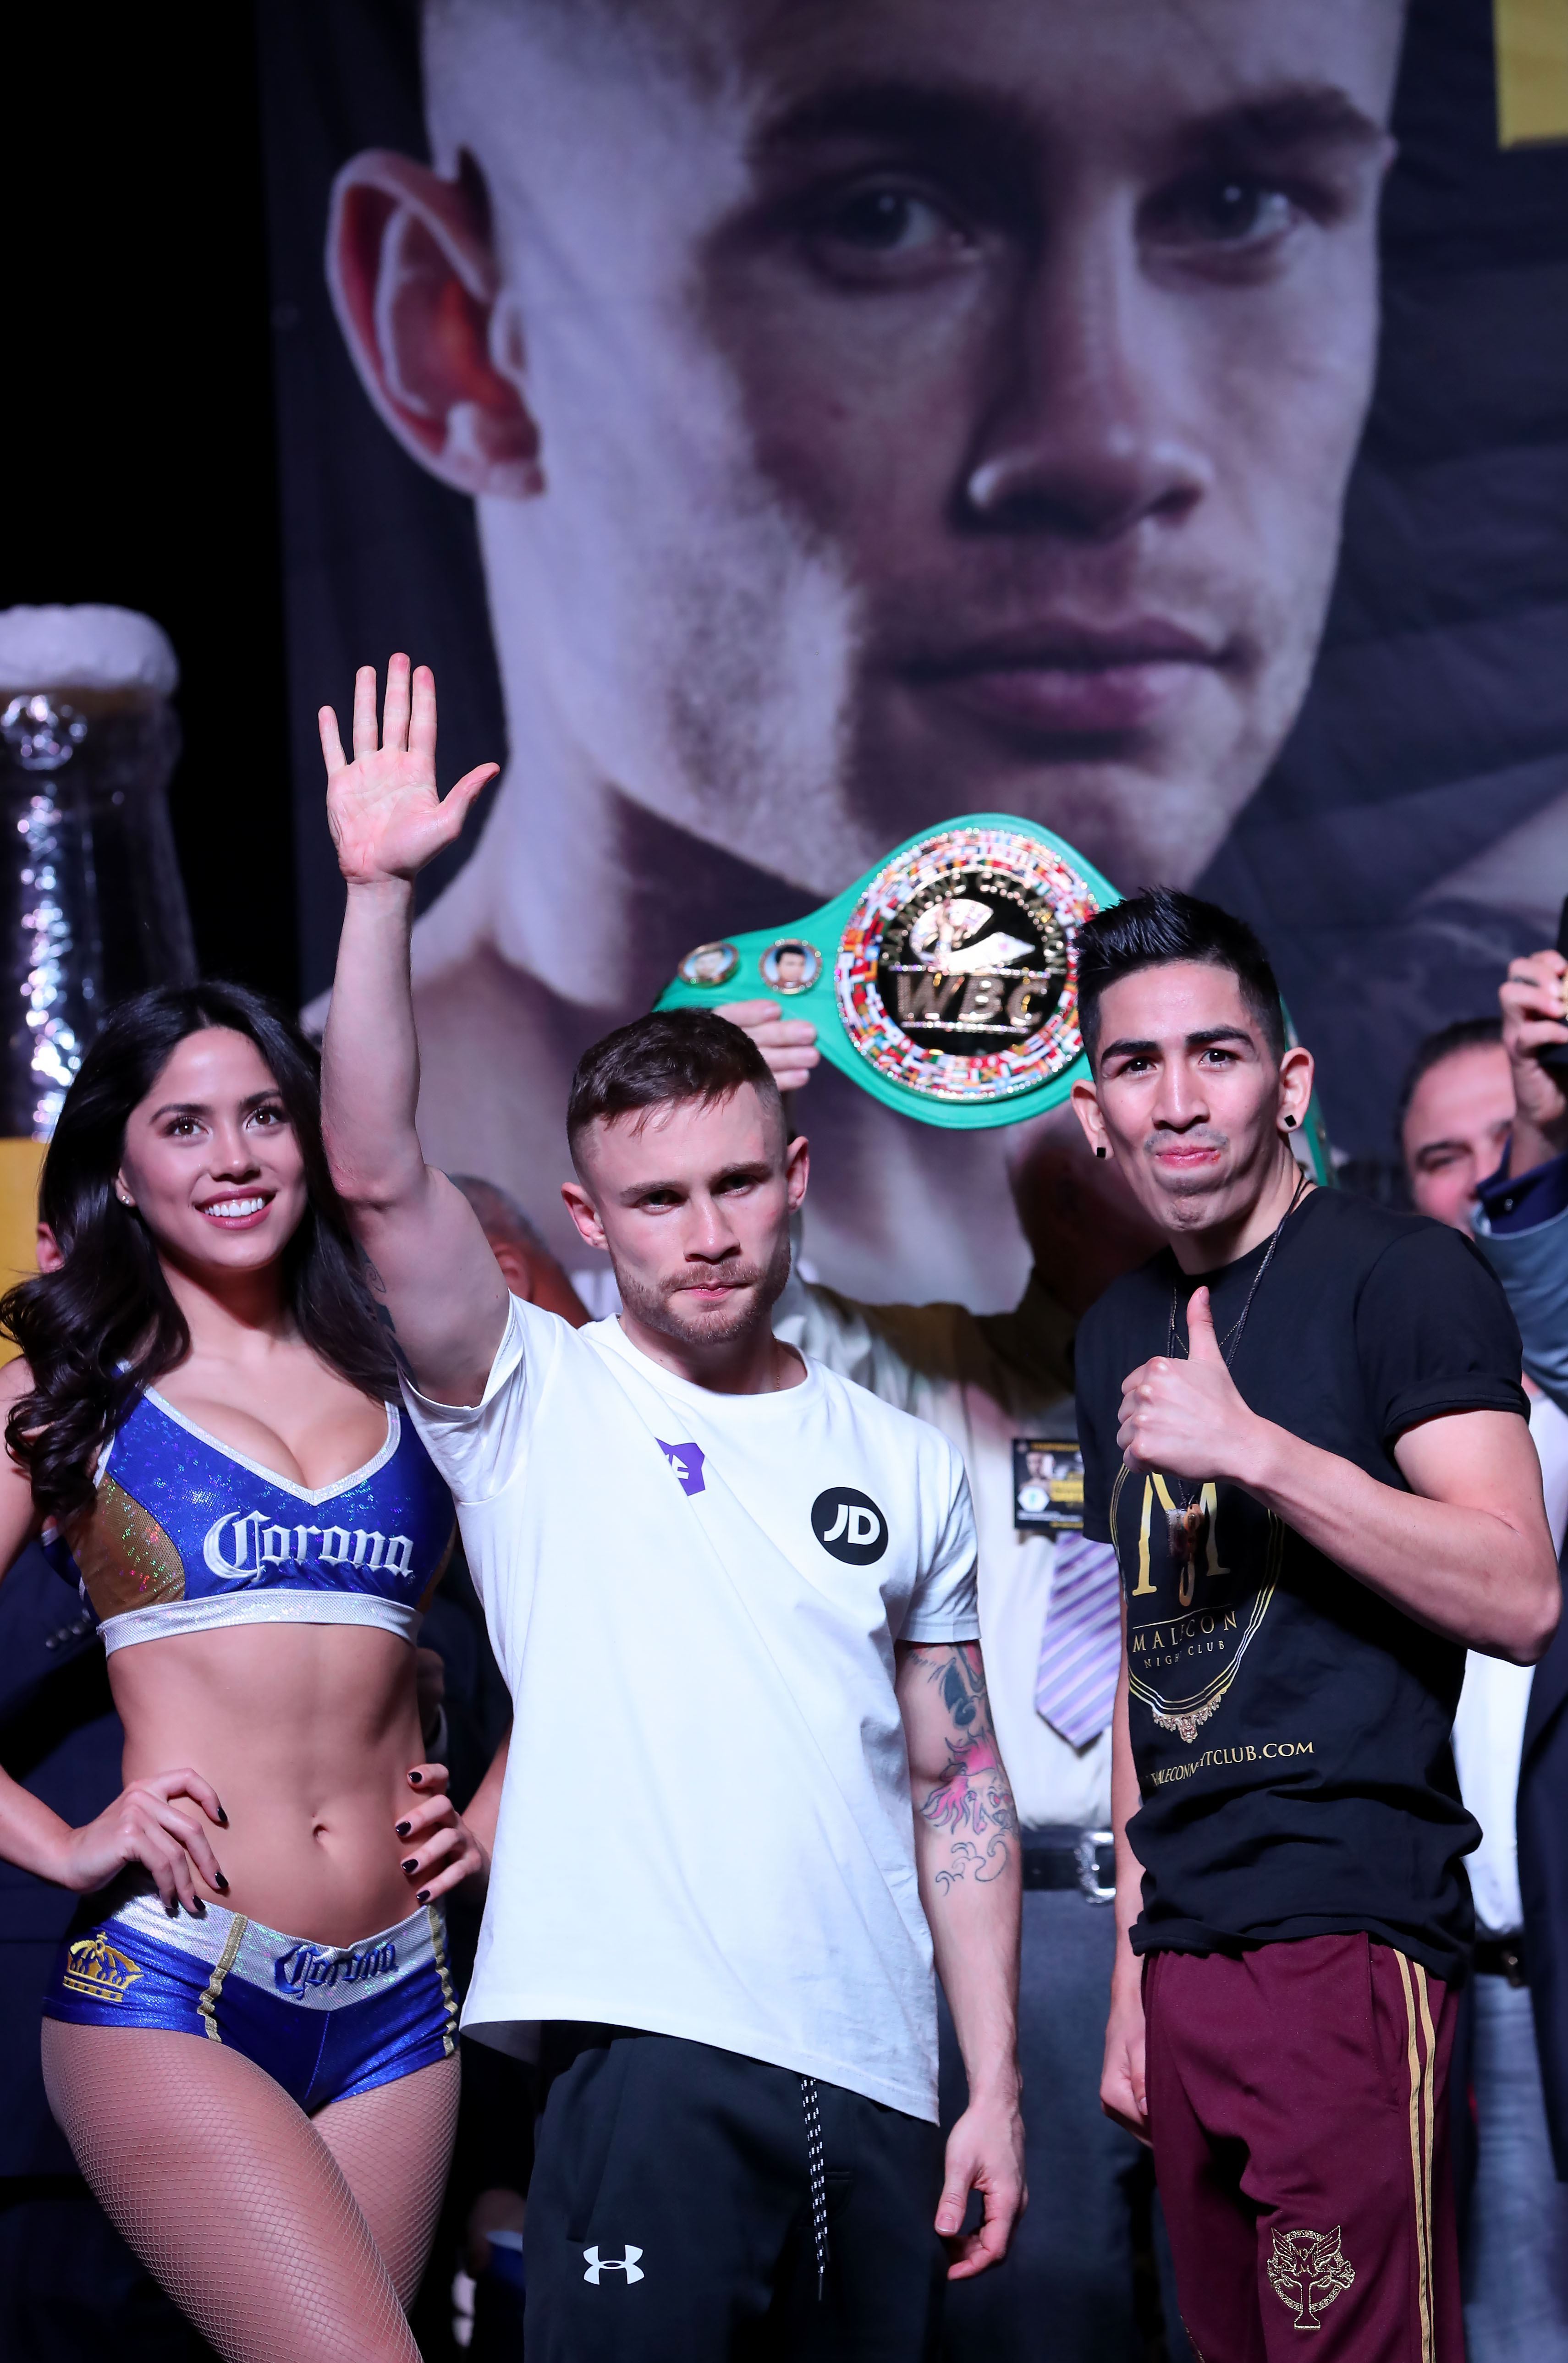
[46,1385,457,1655]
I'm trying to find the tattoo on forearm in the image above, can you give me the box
[914,1643,1018,1893]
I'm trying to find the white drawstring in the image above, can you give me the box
[799,2076,830,2299]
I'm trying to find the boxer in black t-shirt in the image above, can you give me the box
[1069,888,1559,2363]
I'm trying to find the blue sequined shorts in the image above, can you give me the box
[42,1879,460,2110]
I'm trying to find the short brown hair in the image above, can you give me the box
[566,1008,782,1166]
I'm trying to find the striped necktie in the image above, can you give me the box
[1034,1533,1122,1748]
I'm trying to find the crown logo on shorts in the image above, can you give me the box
[62,1934,144,2004]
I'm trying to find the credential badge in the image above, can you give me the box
[1013,1439,1085,1534]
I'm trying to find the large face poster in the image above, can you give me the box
[259,0,1568,1310]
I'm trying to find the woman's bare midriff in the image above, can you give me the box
[109,1621,428,1947]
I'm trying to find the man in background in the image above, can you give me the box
[447,1176,590,1328]
[1443,959,1568,2360]
[324,0,1406,1309]
[727,995,1184,2363]
[1398,1017,1514,1232]
[1395,1015,1568,2358]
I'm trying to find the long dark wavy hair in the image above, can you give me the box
[2,982,397,1519]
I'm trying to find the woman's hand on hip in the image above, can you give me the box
[56,1768,228,1917]
[395,1761,489,1904]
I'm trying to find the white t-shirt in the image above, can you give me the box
[403,1298,979,2121]
[1453,1387,1568,1935]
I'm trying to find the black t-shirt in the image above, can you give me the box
[1076,1187,1527,1982]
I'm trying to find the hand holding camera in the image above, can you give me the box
[1500,908,1568,1176]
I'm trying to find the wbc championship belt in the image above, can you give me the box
[654,814,1116,1131]
[655,811,1337,1180]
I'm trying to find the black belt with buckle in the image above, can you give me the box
[1021,1827,1116,1904]
[1474,1934,1528,1987]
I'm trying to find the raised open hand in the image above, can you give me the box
[320,654,498,885]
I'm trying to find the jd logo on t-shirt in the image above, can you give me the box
[656,1440,706,1497]
[811,1487,888,1564]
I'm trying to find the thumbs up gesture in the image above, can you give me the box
[1184,1286,1223,1365]
[1117,1287,1266,1484]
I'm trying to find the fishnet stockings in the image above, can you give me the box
[313,2048,461,2306]
[42,2022,459,2363]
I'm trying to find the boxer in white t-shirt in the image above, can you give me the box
[315,657,1025,2362]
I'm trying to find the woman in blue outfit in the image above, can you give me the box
[0,981,483,2363]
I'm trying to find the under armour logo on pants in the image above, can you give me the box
[583,2246,644,2284]
[1034,1535,1122,1747]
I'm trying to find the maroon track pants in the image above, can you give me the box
[1143,1934,1459,2363]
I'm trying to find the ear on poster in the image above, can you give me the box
[328,149,542,498]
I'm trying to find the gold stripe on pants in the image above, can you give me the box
[1395,1949,1436,2363]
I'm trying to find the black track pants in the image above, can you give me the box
[524,2026,947,2362]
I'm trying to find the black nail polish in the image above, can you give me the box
[191,1898,206,1918]
[215,1874,230,1893]
[396,1820,412,1838]
[217,1807,228,1827]
[409,1771,424,1786]
[402,1857,418,1874]
[416,1889,430,1905]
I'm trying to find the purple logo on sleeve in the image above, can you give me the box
[656,1440,706,1496]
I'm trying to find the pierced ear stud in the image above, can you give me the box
[1094,1145,1108,1160]
[1282,1113,1298,1131]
